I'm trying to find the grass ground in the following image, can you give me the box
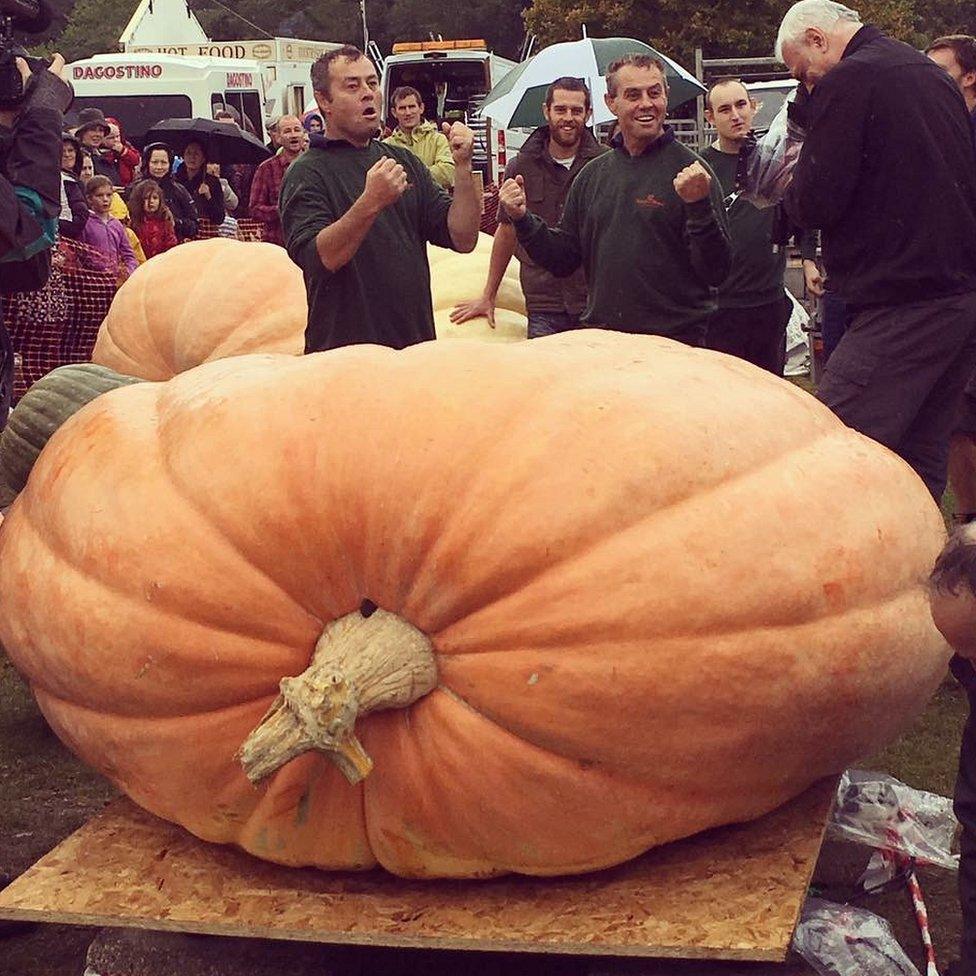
[0,656,116,976]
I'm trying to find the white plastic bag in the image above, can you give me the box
[828,769,958,871]
[784,290,810,378]
[793,897,922,976]
[738,92,806,209]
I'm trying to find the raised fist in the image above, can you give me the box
[362,156,408,212]
[498,174,526,220]
[442,121,474,165]
[673,161,711,204]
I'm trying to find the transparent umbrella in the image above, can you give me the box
[480,37,705,129]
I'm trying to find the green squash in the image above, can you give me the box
[0,363,142,506]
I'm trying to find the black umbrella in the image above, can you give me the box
[144,118,272,165]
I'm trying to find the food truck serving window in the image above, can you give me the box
[68,94,192,148]
[220,90,263,138]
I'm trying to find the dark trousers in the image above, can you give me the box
[818,290,976,501]
[0,317,12,431]
[821,290,853,364]
[527,311,579,339]
[704,295,790,375]
[957,674,976,974]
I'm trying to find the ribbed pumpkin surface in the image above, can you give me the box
[92,235,525,381]
[91,238,306,379]
[0,363,141,504]
[0,331,949,878]
[429,234,528,343]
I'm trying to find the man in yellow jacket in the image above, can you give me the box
[384,86,455,189]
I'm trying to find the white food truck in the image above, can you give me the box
[66,37,341,145]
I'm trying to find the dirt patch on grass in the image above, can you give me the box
[0,657,117,877]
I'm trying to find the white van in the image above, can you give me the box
[746,79,799,134]
[67,52,272,143]
[125,38,344,125]
[380,40,527,186]
[66,42,339,145]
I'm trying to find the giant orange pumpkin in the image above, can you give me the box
[428,234,528,342]
[0,331,949,878]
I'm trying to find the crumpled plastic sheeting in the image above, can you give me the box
[828,769,959,871]
[737,91,805,209]
[793,897,922,976]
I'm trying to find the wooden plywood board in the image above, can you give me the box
[0,779,836,962]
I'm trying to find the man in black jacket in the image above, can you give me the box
[0,53,74,428]
[776,0,976,502]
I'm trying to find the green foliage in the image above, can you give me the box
[195,0,531,58]
[524,0,976,64]
[38,0,530,62]
[31,0,976,67]
[47,0,134,62]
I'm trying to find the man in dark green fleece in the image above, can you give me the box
[280,45,481,352]
[701,79,792,373]
[499,55,731,344]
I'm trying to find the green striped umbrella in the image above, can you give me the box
[480,37,705,129]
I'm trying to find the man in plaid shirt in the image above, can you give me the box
[248,115,305,245]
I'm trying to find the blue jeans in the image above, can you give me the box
[527,311,579,339]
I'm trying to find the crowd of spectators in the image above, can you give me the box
[49,102,320,287]
[43,88,494,292]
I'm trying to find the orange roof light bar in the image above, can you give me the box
[391,39,487,53]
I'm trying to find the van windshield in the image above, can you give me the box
[747,84,797,133]
[385,59,490,127]
[66,94,193,148]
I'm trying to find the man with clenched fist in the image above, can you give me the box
[497,54,731,344]
[280,45,480,352]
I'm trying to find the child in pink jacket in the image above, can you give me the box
[81,175,138,281]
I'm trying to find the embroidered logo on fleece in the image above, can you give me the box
[636,193,665,209]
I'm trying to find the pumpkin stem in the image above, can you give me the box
[237,608,437,786]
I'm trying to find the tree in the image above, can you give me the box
[523,0,956,64]
[912,0,976,45]
[39,0,135,61]
[30,0,976,67]
[193,0,529,59]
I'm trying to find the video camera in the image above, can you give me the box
[0,0,52,110]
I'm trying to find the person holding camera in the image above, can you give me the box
[0,47,74,427]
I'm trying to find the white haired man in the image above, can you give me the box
[779,7,976,973]
[777,0,976,504]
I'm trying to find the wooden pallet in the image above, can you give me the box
[0,779,836,962]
